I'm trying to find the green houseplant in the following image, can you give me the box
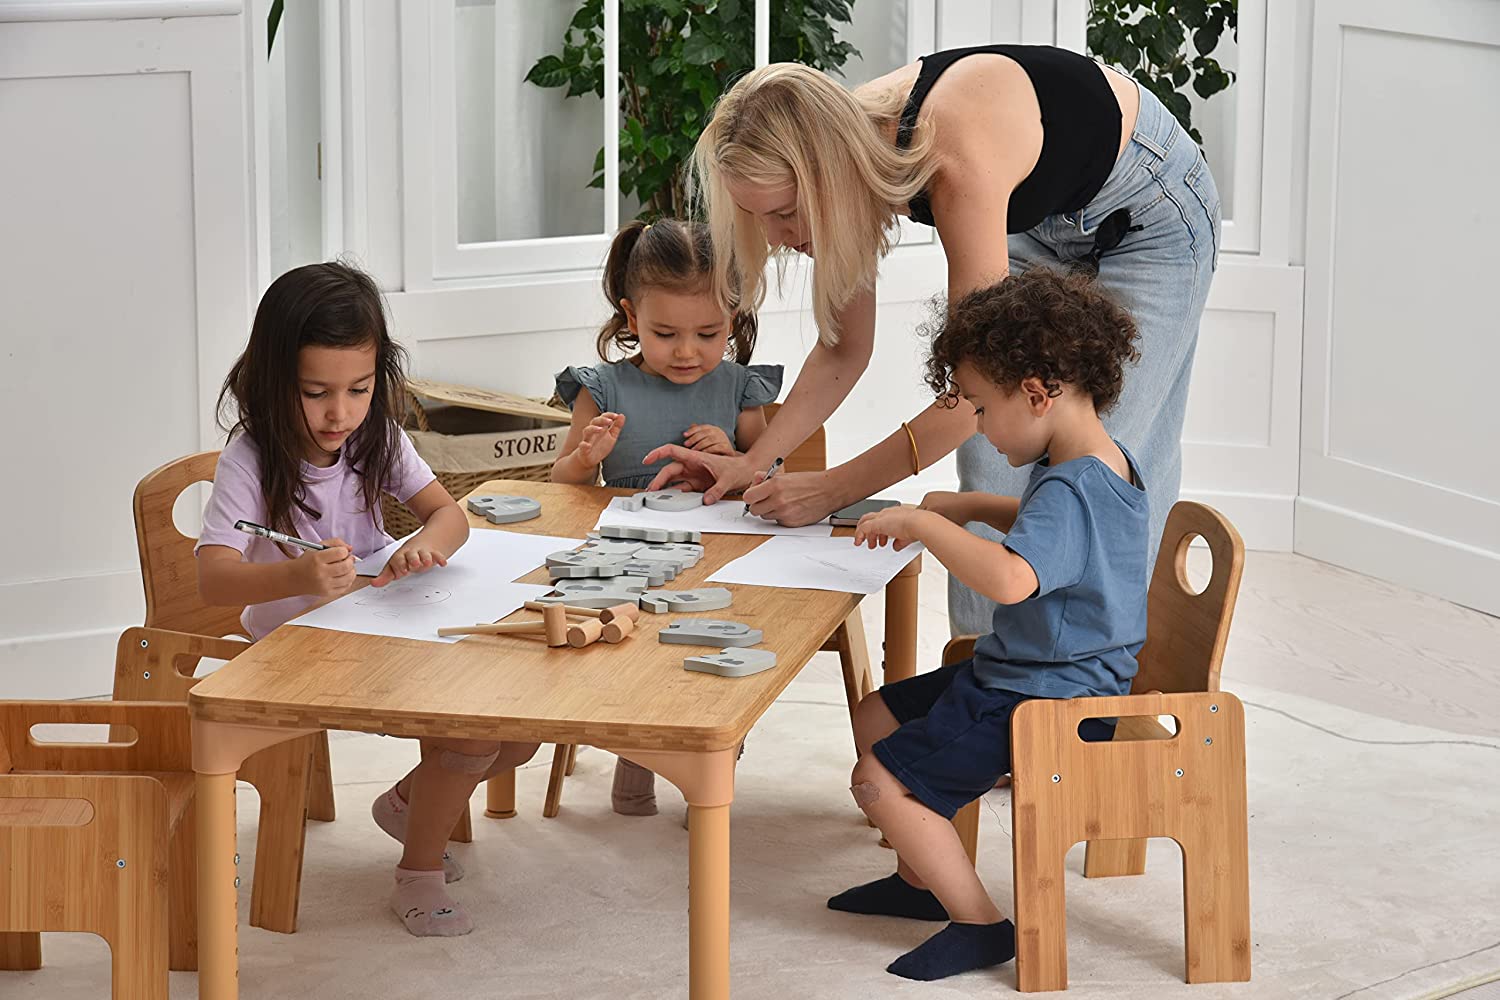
[1086,0,1238,144]
[525,0,862,221]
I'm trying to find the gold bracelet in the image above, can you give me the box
[901,421,920,477]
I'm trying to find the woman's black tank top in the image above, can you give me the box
[896,44,1122,233]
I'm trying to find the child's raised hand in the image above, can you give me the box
[576,412,625,467]
[371,539,448,588]
[296,537,357,597]
[853,505,921,551]
[683,423,735,456]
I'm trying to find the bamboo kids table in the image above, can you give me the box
[188,480,921,1000]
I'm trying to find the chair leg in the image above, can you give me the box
[107,884,168,1000]
[306,730,336,823]
[1181,831,1252,983]
[0,933,41,970]
[484,770,517,819]
[1083,837,1148,878]
[168,799,198,971]
[1012,826,1070,992]
[542,745,570,818]
[241,735,314,934]
[450,802,473,843]
[952,799,980,867]
[833,610,874,757]
[565,744,579,775]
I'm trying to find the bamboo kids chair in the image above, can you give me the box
[535,406,879,817]
[130,452,378,935]
[943,501,1249,991]
[0,700,196,998]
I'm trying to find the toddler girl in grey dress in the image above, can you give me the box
[552,218,782,813]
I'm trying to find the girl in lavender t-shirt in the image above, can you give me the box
[196,261,538,938]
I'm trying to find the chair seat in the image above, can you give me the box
[10,770,193,829]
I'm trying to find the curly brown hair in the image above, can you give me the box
[924,267,1140,413]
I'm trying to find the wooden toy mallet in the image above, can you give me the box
[437,604,569,646]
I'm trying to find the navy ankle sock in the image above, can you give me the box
[886,920,1017,981]
[827,873,948,921]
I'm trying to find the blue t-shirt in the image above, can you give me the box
[972,442,1149,699]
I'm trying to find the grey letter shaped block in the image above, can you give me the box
[684,648,778,678]
[638,588,733,613]
[577,538,648,558]
[658,620,763,647]
[600,524,700,543]
[638,490,706,512]
[466,495,542,524]
[532,577,650,609]
[617,560,675,586]
[545,552,633,578]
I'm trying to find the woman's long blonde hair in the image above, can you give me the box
[692,62,938,345]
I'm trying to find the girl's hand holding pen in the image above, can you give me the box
[295,536,357,597]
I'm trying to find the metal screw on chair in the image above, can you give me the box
[1175,768,1185,778]
[234,877,241,888]
[1051,773,1061,783]
[234,854,240,866]
[140,639,149,648]
[1209,704,1219,713]
[143,671,151,679]
[116,859,127,869]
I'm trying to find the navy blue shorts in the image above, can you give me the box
[870,659,1117,820]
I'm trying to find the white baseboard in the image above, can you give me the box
[1182,490,1295,552]
[1294,498,1500,617]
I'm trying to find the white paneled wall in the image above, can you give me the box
[0,4,254,697]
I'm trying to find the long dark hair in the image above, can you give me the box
[597,218,758,364]
[217,260,409,544]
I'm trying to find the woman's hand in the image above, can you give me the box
[853,505,923,551]
[294,537,358,597]
[741,469,843,527]
[642,446,752,502]
[574,412,625,468]
[683,423,735,456]
[371,539,448,588]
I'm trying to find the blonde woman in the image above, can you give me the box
[644,46,1220,648]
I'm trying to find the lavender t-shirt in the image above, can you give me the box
[195,426,436,639]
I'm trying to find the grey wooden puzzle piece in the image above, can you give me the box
[619,494,646,512]
[683,648,778,678]
[657,620,763,647]
[577,538,648,558]
[629,542,703,569]
[545,551,635,578]
[638,588,733,613]
[532,577,649,609]
[617,560,675,586]
[638,490,706,512]
[465,495,542,524]
[600,524,701,544]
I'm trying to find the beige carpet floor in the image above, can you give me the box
[18,554,1500,999]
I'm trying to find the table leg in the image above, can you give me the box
[615,745,738,1000]
[883,554,921,684]
[688,803,730,1000]
[484,770,516,819]
[193,719,318,1000]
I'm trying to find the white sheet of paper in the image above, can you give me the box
[297,527,583,643]
[593,496,833,537]
[707,535,924,595]
[356,529,584,580]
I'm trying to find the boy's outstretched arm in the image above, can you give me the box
[918,490,1021,534]
[854,506,1037,606]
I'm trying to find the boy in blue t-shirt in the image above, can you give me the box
[836,267,1149,982]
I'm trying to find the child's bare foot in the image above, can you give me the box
[612,757,657,816]
[390,867,473,937]
[372,785,464,882]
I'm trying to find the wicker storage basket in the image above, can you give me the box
[380,377,571,538]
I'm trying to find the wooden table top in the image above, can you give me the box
[188,481,861,751]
